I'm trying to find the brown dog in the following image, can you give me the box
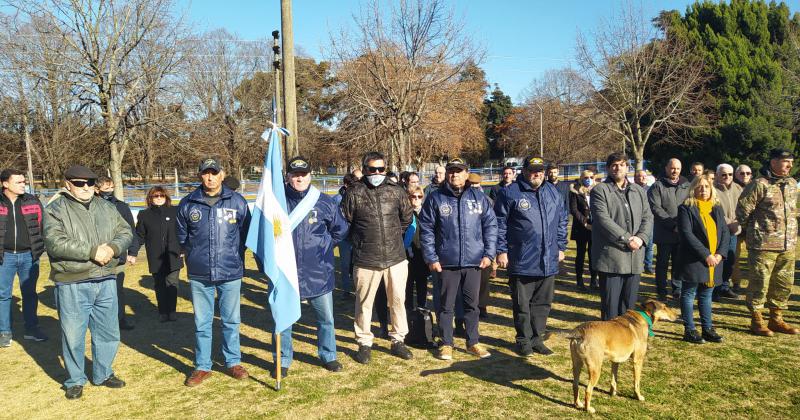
[568,299,677,413]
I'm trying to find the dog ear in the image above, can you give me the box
[643,299,658,314]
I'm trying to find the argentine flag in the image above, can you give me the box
[246,125,300,334]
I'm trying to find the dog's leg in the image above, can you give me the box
[633,350,646,401]
[571,343,584,409]
[610,362,619,397]
[584,359,601,414]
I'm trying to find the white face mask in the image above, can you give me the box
[367,174,385,187]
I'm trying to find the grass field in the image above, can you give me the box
[2,244,799,420]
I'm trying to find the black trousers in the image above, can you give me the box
[116,271,127,321]
[655,243,681,296]
[574,238,597,286]
[509,275,555,348]
[439,268,481,346]
[405,255,429,310]
[153,270,179,314]
[375,281,389,326]
[599,272,640,320]
[479,266,491,311]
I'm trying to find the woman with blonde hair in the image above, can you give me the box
[676,175,729,344]
[569,169,597,290]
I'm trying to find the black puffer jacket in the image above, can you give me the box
[0,193,45,263]
[341,177,413,270]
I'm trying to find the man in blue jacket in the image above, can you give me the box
[419,158,497,360]
[177,158,251,387]
[272,157,349,378]
[495,156,568,357]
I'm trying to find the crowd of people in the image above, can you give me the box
[0,147,797,400]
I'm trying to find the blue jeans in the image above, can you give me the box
[273,292,336,368]
[644,235,654,271]
[55,278,119,387]
[337,240,353,292]
[190,279,242,371]
[681,282,714,331]
[0,251,40,333]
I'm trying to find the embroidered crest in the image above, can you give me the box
[189,208,202,222]
[308,209,318,224]
[519,199,531,211]
[439,203,452,216]
[466,199,482,215]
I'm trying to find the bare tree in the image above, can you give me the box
[575,4,711,169]
[330,0,483,169]
[8,0,186,198]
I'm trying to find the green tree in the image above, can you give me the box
[483,84,513,159]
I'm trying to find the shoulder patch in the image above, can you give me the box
[189,208,202,223]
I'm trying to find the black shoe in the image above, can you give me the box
[732,285,743,295]
[64,385,83,400]
[711,293,721,303]
[378,324,390,339]
[657,294,668,302]
[702,328,723,343]
[531,342,553,356]
[683,330,705,344]
[577,283,587,292]
[97,374,125,388]
[271,367,289,379]
[391,340,414,360]
[324,360,342,372]
[159,314,170,323]
[644,268,655,275]
[590,281,599,291]
[119,318,135,331]
[354,345,371,364]
[515,343,533,357]
[672,292,681,301]
[718,288,739,299]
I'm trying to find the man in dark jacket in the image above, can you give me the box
[647,158,690,301]
[0,169,47,346]
[419,158,497,360]
[334,173,357,294]
[273,157,349,377]
[495,156,568,357]
[96,176,139,330]
[44,165,133,399]
[177,158,252,387]
[546,164,571,209]
[341,151,414,364]
[424,165,446,196]
[591,153,653,321]
[488,166,516,202]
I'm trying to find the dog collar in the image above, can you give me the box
[636,310,655,337]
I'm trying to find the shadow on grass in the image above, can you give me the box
[419,354,574,408]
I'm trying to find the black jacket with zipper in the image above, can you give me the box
[133,205,184,275]
[0,192,45,264]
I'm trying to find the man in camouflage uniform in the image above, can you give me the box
[736,149,799,336]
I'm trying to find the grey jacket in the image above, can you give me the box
[43,193,133,283]
[647,177,690,244]
[590,179,653,275]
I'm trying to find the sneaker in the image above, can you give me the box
[702,328,723,343]
[97,374,125,388]
[514,343,533,357]
[683,329,705,344]
[391,340,413,360]
[227,365,249,380]
[354,345,372,364]
[64,385,83,400]
[184,370,212,387]
[271,366,289,379]
[531,342,553,356]
[436,345,453,360]
[0,332,12,347]
[466,344,491,359]
[323,360,342,372]
[24,327,48,342]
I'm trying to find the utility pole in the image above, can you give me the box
[281,0,299,157]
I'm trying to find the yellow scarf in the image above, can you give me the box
[697,200,716,287]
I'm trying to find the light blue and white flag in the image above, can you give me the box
[245,122,300,334]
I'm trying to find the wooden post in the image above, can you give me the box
[281,0,299,156]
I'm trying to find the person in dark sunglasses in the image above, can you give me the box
[734,164,752,187]
[712,164,743,302]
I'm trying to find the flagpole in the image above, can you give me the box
[275,332,282,391]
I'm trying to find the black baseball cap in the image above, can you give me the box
[524,156,546,171]
[64,165,98,180]
[198,158,222,173]
[445,158,468,171]
[769,148,794,160]
[287,156,311,174]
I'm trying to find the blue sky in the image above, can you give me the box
[181,0,798,103]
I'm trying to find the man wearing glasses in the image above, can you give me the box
[713,164,743,301]
[341,152,414,364]
[0,169,47,347]
[177,158,252,387]
[43,165,133,399]
[734,164,753,188]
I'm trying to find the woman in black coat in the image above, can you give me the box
[569,170,597,290]
[134,186,184,322]
[677,175,729,344]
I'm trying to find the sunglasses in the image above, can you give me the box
[69,179,96,188]
[410,195,423,199]
[151,194,167,199]
[720,173,733,177]
[366,166,386,174]
[739,172,751,175]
